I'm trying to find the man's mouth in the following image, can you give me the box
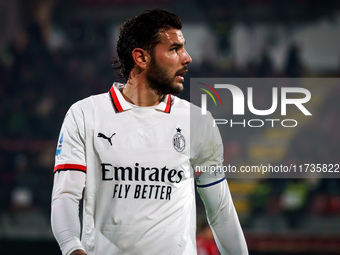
[175,67,188,81]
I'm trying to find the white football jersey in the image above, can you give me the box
[53,83,224,255]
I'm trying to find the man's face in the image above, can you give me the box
[145,28,192,95]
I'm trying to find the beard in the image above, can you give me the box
[145,56,186,96]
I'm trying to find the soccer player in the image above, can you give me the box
[51,9,248,255]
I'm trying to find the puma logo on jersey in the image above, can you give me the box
[98,132,115,146]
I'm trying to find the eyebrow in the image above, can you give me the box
[169,41,186,48]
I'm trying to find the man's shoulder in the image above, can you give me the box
[172,95,199,108]
[172,96,215,131]
[71,91,109,111]
[172,96,203,115]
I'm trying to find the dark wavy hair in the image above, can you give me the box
[113,9,182,81]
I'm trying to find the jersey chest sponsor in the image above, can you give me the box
[101,163,184,201]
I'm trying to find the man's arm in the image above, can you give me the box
[197,179,248,255]
[51,170,86,255]
[191,109,248,254]
[52,103,87,255]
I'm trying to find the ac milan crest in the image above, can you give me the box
[173,127,185,152]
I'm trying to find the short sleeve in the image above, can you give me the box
[190,110,225,186]
[54,104,86,174]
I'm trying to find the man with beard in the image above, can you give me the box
[51,9,248,255]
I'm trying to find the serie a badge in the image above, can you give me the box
[173,128,185,152]
[55,133,63,156]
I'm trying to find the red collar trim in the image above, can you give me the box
[164,94,171,113]
[109,86,124,112]
[109,83,172,113]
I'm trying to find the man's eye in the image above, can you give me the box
[171,48,177,52]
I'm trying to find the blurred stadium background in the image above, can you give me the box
[1,0,340,254]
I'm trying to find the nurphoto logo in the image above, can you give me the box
[197,81,312,128]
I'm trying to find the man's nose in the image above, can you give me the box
[182,49,192,65]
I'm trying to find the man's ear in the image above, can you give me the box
[132,48,150,70]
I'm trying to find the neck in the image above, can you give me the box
[122,74,164,107]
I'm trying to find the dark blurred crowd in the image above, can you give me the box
[246,85,340,231]
[0,0,114,215]
[0,1,340,239]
